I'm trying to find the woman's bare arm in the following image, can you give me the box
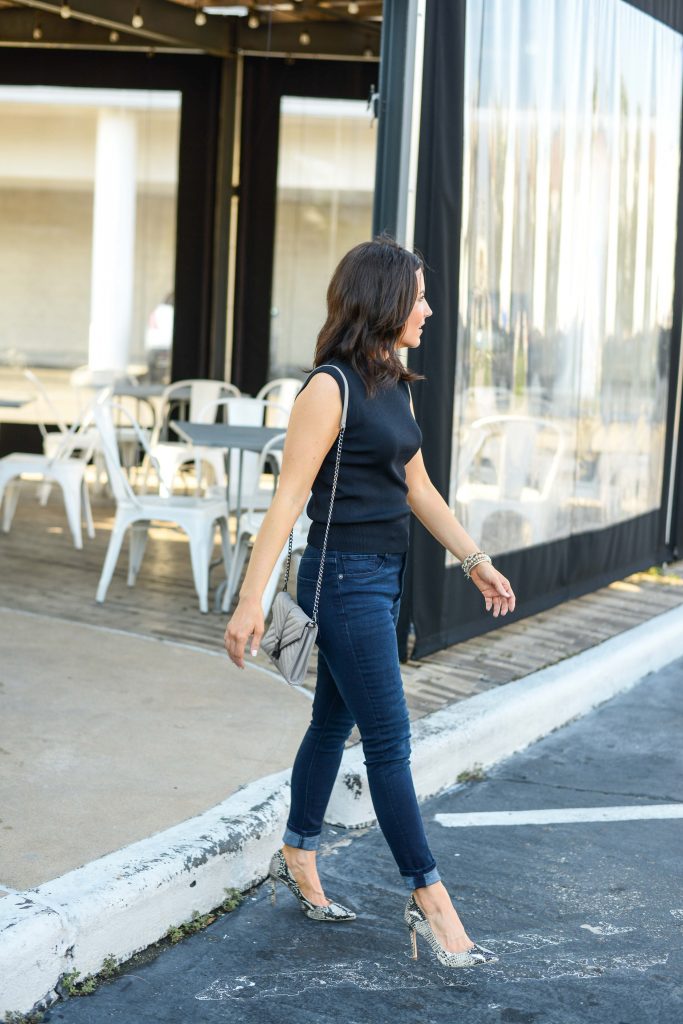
[404,397,516,618]
[224,373,342,667]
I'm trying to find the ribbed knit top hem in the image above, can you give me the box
[307,515,411,554]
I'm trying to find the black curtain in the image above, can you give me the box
[397,0,466,658]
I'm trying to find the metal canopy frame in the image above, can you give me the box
[0,1,381,59]
[3,0,232,54]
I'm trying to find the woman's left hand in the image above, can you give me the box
[469,561,516,617]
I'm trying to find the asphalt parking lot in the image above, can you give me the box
[49,657,683,1024]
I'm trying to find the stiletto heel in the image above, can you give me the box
[404,895,498,968]
[267,849,356,922]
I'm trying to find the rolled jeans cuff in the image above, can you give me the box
[283,826,321,851]
[402,866,441,890]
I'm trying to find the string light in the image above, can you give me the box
[299,31,311,45]
[247,13,260,28]
[60,3,72,19]
[348,2,360,13]
[109,29,120,42]
[195,6,207,25]
[132,6,144,29]
[32,18,43,40]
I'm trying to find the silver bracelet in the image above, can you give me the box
[461,551,492,579]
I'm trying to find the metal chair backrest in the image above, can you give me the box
[462,414,566,501]
[93,395,149,506]
[196,397,289,427]
[44,387,111,465]
[23,369,68,438]
[255,378,302,425]
[153,379,241,443]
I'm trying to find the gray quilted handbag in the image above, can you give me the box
[261,365,349,685]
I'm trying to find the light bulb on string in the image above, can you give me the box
[348,2,360,14]
[32,19,43,40]
[132,6,144,29]
[195,6,207,26]
[60,2,72,19]
[247,14,260,28]
[299,31,311,45]
[110,29,120,42]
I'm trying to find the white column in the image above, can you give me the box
[396,0,426,251]
[88,110,137,375]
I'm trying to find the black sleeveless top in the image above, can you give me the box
[298,358,422,553]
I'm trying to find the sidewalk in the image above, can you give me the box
[3,541,683,1014]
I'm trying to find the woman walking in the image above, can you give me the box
[224,236,515,968]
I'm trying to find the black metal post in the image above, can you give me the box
[371,0,410,239]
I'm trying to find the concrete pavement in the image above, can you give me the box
[0,608,312,889]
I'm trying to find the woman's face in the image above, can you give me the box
[397,269,432,349]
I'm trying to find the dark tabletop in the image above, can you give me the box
[170,422,286,453]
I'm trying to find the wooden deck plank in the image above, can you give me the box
[3,485,683,719]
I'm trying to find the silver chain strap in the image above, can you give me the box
[312,424,345,623]
[281,367,348,625]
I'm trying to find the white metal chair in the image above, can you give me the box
[454,414,567,550]
[23,368,75,506]
[0,393,103,549]
[197,397,290,511]
[221,433,310,614]
[255,378,302,427]
[26,369,153,495]
[145,379,241,496]
[93,396,231,614]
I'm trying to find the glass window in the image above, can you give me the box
[0,86,180,424]
[270,96,376,377]
[449,0,682,559]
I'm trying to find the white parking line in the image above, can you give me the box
[434,804,683,827]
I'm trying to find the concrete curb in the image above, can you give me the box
[0,770,290,1015]
[325,602,683,827]
[4,603,683,1015]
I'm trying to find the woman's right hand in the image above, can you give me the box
[224,596,264,669]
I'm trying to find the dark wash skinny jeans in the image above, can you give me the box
[283,545,440,890]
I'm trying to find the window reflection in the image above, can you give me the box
[0,85,180,392]
[449,0,682,557]
[270,97,376,378]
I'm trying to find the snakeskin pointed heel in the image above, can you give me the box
[268,849,356,922]
[404,895,498,968]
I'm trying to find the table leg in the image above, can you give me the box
[214,447,244,613]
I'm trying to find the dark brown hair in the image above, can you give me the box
[314,235,426,396]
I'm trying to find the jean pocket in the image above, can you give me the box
[297,549,332,583]
[340,553,387,578]
[297,557,321,583]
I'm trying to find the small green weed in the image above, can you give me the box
[56,954,118,1000]
[165,888,243,945]
[4,1012,45,1024]
[457,763,486,783]
[99,955,119,979]
[58,970,97,997]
